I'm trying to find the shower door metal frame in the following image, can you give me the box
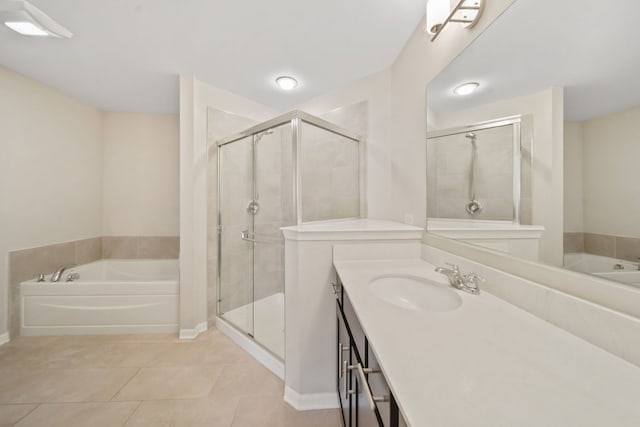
[426,115,523,224]
[217,110,365,226]
[215,110,364,329]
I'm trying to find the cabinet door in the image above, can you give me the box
[353,362,384,427]
[337,302,352,427]
[365,339,396,427]
[342,291,366,362]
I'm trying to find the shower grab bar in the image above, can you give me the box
[240,230,282,244]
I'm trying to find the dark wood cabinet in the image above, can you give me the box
[334,275,401,427]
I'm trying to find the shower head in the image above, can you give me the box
[465,132,476,140]
[254,129,274,142]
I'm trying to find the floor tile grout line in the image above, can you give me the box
[120,400,143,427]
[109,368,142,402]
[9,403,40,427]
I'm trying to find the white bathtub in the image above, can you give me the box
[563,253,640,288]
[20,259,179,336]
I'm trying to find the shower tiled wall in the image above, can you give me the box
[7,236,178,338]
[564,232,640,262]
[300,123,361,222]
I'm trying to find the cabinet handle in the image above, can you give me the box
[356,363,389,411]
[338,343,350,378]
[343,361,358,397]
[331,282,341,294]
[343,360,348,397]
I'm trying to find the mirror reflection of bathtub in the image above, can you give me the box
[564,253,640,288]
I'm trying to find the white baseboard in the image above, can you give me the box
[284,386,339,410]
[215,316,284,380]
[179,321,207,340]
[0,333,9,346]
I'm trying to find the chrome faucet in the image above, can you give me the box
[435,263,464,287]
[435,263,484,295]
[51,265,74,282]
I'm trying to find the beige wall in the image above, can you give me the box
[430,89,565,265]
[0,66,104,337]
[565,107,640,239]
[103,113,179,236]
[564,121,584,233]
[583,108,640,238]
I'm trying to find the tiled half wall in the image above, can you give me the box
[8,236,179,339]
[564,232,640,262]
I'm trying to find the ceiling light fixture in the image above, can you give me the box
[453,82,480,96]
[275,76,298,91]
[0,0,72,38]
[426,0,485,42]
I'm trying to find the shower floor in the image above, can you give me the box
[222,292,284,359]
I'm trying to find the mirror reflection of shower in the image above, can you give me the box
[465,132,483,215]
[427,115,530,223]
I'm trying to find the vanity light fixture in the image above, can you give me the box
[275,76,298,91]
[453,82,480,96]
[426,0,485,42]
[425,0,451,35]
[0,0,72,38]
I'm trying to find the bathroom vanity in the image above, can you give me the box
[335,276,405,427]
[332,243,640,427]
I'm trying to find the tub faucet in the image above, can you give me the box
[435,263,484,295]
[51,265,74,282]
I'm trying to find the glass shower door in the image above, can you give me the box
[251,125,291,359]
[219,135,254,337]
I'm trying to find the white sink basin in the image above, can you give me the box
[368,275,462,312]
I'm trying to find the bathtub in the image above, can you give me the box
[563,253,640,288]
[20,259,179,336]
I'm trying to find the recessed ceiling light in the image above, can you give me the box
[5,21,47,36]
[453,82,480,96]
[275,76,298,91]
[0,0,73,38]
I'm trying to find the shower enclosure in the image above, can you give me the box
[427,115,532,224]
[216,111,362,359]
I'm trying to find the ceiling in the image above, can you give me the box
[0,0,426,113]
[427,0,640,122]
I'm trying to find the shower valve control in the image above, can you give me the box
[246,200,259,215]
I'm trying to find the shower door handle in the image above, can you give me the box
[240,230,280,244]
[240,230,256,242]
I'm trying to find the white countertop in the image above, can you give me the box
[334,257,640,427]
[281,219,423,241]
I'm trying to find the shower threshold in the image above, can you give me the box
[222,292,284,359]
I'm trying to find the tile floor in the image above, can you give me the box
[0,329,341,427]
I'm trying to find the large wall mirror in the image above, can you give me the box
[426,0,640,290]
